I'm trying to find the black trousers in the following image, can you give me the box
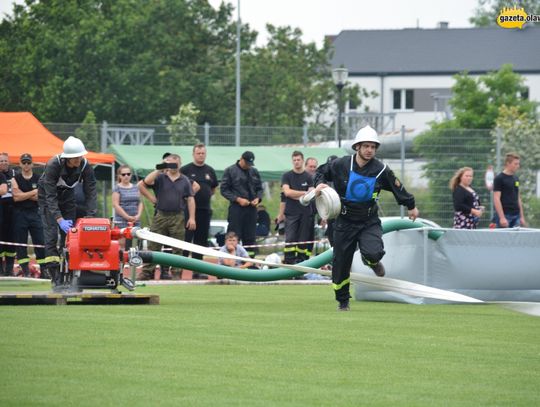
[184,209,212,260]
[39,202,76,270]
[227,204,257,254]
[14,207,46,271]
[0,202,16,274]
[332,215,385,302]
[283,212,314,264]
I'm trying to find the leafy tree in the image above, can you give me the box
[75,111,99,152]
[414,65,537,225]
[0,1,372,131]
[470,0,540,26]
[0,0,255,124]
[167,103,200,145]
[238,24,374,145]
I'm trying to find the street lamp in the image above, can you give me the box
[332,67,348,147]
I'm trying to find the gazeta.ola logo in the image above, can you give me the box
[497,6,528,29]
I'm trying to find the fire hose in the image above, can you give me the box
[133,223,540,317]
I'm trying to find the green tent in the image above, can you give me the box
[108,145,346,182]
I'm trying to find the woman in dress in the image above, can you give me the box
[450,167,484,229]
[112,165,143,248]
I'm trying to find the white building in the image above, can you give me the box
[329,25,540,135]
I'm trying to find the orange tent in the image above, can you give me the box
[0,112,115,165]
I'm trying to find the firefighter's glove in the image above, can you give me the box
[58,219,73,233]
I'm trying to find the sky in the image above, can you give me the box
[0,0,480,46]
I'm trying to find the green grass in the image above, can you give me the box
[1,283,539,406]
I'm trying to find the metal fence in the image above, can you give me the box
[44,122,341,148]
[378,127,539,228]
[43,122,539,228]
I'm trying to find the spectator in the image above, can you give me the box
[493,152,527,228]
[256,204,271,237]
[0,170,7,274]
[315,125,419,311]
[0,152,17,276]
[220,151,263,257]
[112,165,143,249]
[319,155,339,245]
[138,153,195,280]
[304,157,318,177]
[38,137,97,289]
[218,231,253,269]
[181,143,218,279]
[281,151,314,265]
[303,157,319,258]
[11,153,46,277]
[450,167,484,229]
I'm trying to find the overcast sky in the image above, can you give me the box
[1,0,480,45]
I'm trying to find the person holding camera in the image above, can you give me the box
[138,154,195,280]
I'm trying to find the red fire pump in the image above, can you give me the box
[57,218,138,292]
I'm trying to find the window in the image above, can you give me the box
[392,89,414,110]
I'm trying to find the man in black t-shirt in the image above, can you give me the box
[281,151,314,265]
[0,152,17,276]
[493,152,527,228]
[12,153,45,277]
[181,144,219,278]
[0,171,8,248]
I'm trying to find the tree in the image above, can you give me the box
[75,111,99,152]
[239,24,374,145]
[0,0,255,124]
[167,103,200,145]
[0,1,372,129]
[470,0,540,26]
[414,65,537,225]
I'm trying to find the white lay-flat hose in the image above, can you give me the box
[135,228,540,317]
[300,187,341,220]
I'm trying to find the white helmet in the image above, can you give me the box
[351,125,380,150]
[61,136,88,158]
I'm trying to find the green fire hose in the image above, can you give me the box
[139,218,440,281]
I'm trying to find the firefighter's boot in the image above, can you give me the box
[48,264,63,291]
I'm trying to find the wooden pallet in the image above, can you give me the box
[0,291,159,305]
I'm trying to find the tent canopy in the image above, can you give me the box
[108,145,347,182]
[0,112,115,165]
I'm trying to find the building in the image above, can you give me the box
[329,25,540,134]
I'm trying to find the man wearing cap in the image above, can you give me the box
[314,125,419,311]
[38,136,97,289]
[220,151,263,255]
[11,154,46,278]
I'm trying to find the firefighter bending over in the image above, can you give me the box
[38,136,97,289]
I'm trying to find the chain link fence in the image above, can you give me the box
[43,122,539,227]
[44,122,339,147]
[378,128,539,228]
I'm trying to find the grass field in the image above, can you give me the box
[1,281,539,406]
